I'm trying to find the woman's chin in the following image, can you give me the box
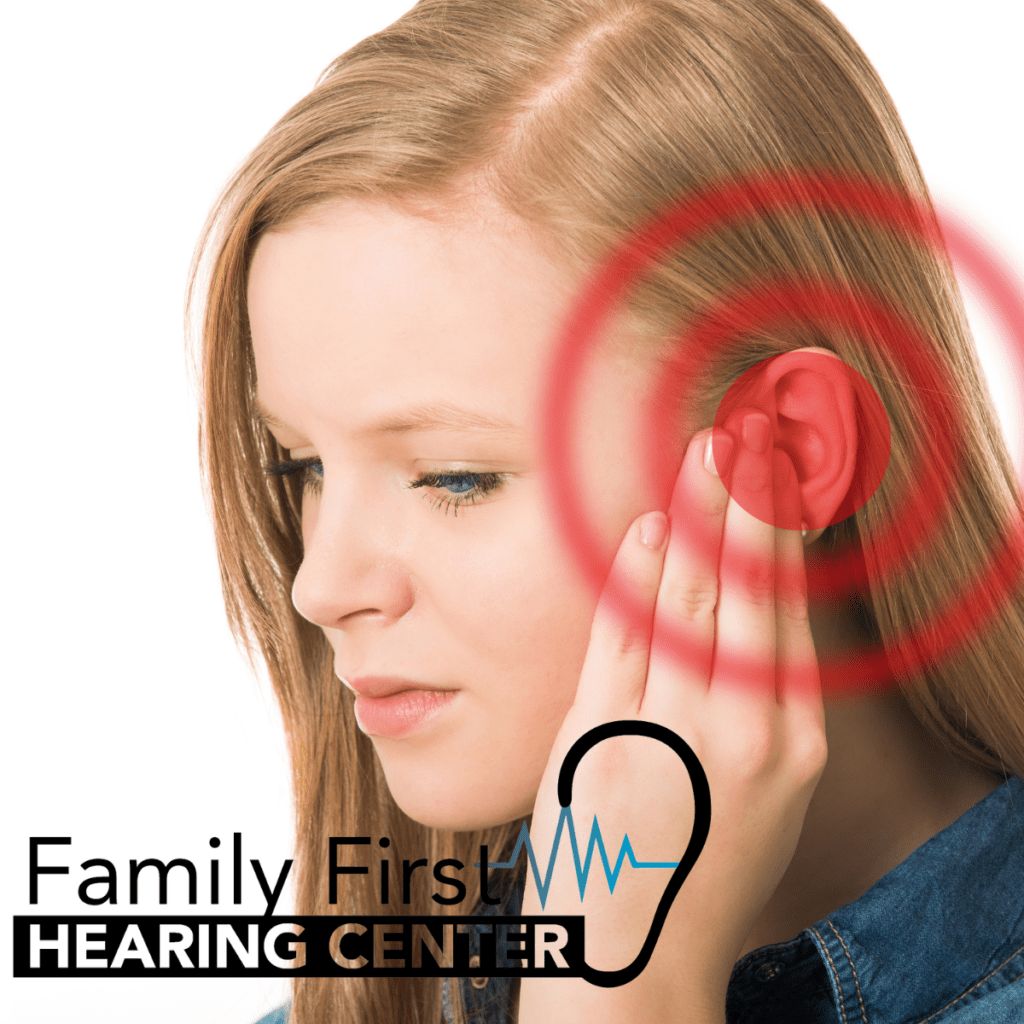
[385,774,535,832]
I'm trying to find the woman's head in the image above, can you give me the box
[193,0,1024,1019]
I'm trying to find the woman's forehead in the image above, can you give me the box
[246,201,576,442]
[247,198,671,467]
[249,200,574,348]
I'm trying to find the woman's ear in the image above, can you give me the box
[719,347,859,543]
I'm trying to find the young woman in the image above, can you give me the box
[191,0,1024,1021]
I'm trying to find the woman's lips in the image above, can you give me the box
[353,689,457,738]
[347,678,458,738]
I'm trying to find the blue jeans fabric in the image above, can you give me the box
[258,774,1024,1023]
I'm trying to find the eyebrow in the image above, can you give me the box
[254,399,527,437]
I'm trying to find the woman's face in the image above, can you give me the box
[248,198,672,830]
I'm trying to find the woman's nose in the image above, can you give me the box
[290,486,414,630]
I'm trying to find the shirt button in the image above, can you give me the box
[468,954,488,989]
[755,961,784,982]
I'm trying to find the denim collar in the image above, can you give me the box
[730,774,1024,1024]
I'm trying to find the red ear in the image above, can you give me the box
[714,349,889,531]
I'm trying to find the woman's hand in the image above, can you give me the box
[517,413,828,1023]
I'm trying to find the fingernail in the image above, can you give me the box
[741,411,772,453]
[639,511,668,550]
[704,432,734,476]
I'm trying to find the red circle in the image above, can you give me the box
[542,170,1024,694]
[647,280,946,601]
[644,278,955,694]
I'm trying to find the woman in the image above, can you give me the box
[191,0,1024,1021]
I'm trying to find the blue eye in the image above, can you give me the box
[264,460,506,515]
[429,473,477,493]
[409,471,506,515]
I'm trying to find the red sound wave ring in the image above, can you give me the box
[542,171,1024,694]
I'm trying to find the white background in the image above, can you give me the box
[2,2,1021,1022]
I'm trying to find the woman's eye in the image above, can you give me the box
[264,461,506,514]
[408,471,507,515]
[266,456,324,495]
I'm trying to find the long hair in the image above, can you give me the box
[189,1,1024,1021]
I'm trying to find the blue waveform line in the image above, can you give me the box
[473,808,678,910]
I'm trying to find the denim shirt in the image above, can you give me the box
[257,774,1024,1024]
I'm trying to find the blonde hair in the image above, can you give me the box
[190,1,1024,1021]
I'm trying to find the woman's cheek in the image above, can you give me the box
[447,500,596,674]
[378,501,595,828]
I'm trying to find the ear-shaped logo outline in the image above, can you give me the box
[557,720,712,988]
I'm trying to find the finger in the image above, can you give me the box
[712,409,779,710]
[642,427,734,720]
[773,450,823,716]
[575,509,670,718]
